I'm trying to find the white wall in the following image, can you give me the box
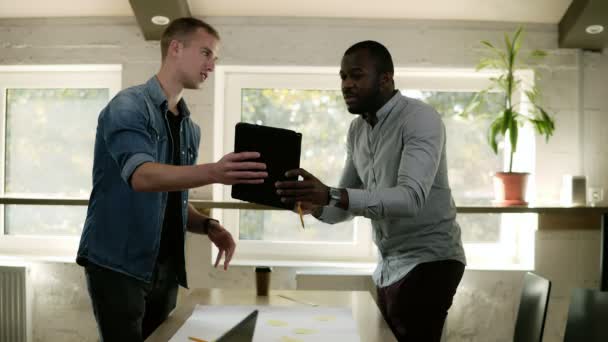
[0,16,607,342]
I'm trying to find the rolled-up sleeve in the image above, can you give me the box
[101,93,156,187]
[347,109,445,219]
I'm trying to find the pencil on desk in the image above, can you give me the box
[296,202,305,230]
[188,337,207,342]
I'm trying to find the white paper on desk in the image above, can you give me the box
[169,305,361,342]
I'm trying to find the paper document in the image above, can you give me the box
[169,305,361,342]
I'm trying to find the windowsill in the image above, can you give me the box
[0,235,79,264]
[228,258,377,270]
[0,253,76,265]
[229,258,532,273]
[0,253,534,274]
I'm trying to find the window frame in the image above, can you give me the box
[213,66,376,263]
[214,65,537,269]
[0,65,121,259]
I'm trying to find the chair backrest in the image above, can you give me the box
[513,272,551,342]
[563,288,608,342]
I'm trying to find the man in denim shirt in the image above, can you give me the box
[76,18,267,341]
[276,41,466,342]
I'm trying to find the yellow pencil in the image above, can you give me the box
[188,337,208,342]
[296,202,305,230]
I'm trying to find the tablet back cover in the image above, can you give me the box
[231,123,302,209]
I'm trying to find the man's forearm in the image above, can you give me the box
[131,162,217,192]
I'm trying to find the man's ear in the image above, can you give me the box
[380,71,394,89]
[167,39,182,58]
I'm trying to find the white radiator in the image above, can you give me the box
[0,265,31,342]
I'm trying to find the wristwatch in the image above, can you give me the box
[203,218,219,234]
[328,187,342,207]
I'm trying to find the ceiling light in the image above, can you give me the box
[151,16,170,26]
[585,25,604,35]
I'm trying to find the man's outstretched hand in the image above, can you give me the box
[275,168,329,208]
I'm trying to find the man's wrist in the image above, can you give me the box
[328,187,349,210]
[312,206,324,218]
[203,218,219,234]
[328,187,342,207]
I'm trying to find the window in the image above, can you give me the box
[0,65,121,257]
[214,68,374,263]
[214,66,536,269]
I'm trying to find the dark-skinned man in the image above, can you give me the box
[275,40,466,342]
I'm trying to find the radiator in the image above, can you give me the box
[0,265,31,342]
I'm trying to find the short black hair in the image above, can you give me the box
[344,40,394,74]
[160,17,220,60]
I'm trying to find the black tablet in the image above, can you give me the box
[231,123,302,209]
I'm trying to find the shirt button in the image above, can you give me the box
[181,151,185,154]
[183,200,187,204]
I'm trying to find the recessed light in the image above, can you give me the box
[585,25,604,35]
[151,16,170,26]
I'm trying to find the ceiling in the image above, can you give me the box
[0,0,605,50]
[0,0,573,22]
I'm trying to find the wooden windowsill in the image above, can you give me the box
[0,197,605,230]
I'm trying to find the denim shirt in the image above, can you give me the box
[76,76,201,285]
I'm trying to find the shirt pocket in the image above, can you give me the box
[147,124,167,161]
[186,144,198,165]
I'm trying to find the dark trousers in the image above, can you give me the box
[377,259,465,342]
[84,259,178,342]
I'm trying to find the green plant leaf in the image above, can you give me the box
[529,49,547,59]
[537,119,549,136]
[525,89,537,103]
[512,26,524,55]
[463,98,481,115]
[476,26,556,161]
[538,107,556,139]
[488,117,503,154]
[476,57,502,71]
[501,108,512,135]
[511,26,523,61]
[491,75,509,92]
[509,118,519,152]
[481,40,496,49]
[504,32,512,53]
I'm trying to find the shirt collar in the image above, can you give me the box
[145,76,191,117]
[375,90,403,124]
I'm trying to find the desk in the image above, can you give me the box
[145,288,397,342]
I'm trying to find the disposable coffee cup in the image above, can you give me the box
[255,266,272,296]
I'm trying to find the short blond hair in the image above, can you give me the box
[160,17,220,60]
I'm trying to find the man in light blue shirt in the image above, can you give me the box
[276,41,466,342]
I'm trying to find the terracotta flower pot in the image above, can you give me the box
[493,172,529,206]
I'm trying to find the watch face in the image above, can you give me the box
[330,187,341,201]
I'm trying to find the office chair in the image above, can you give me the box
[513,272,551,342]
[563,288,608,342]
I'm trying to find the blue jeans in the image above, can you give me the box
[84,258,178,342]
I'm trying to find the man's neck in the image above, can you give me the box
[156,68,184,114]
[363,89,397,127]
[363,112,378,127]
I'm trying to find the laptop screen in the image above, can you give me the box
[215,310,258,342]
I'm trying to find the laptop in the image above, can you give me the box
[216,309,258,342]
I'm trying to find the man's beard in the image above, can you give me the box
[352,83,382,114]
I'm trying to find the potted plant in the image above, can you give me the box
[464,26,555,206]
